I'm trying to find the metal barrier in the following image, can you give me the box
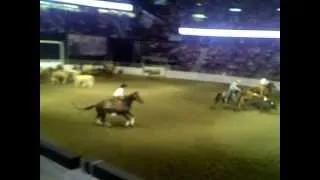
[40,138,143,180]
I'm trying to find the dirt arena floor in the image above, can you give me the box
[40,75,280,180]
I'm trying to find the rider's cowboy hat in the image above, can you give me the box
[235,80,241,83]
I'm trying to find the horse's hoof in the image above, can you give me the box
[129,118,135,126]
[96,120,102,125]
[125,121,130,127]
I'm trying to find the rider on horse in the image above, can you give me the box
[113,83,127,99]
[224,80,241,103]
[111,83,127,116]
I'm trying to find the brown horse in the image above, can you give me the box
[236,82,277,110]
[249,82,277,97]
[72,91,144,127]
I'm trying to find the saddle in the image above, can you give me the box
[105,98,127,111]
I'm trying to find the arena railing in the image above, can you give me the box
[40,138,143,180]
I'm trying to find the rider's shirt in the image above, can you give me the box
[113,87,124,97]
[229,82,240,91]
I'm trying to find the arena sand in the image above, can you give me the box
[40,75,280,180]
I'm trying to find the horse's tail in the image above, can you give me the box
[71,102,95,111]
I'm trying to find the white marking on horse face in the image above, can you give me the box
[125,121,130,127]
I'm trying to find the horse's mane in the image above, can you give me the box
[124,91,139,99]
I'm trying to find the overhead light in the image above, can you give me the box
[276,8,280,12]
[62,4,79,9]
[51,0,134,11]
[196,3,202,6]
[192,14,207,19]
[98,8,109,13]
[40,1,51,5]
[178,28,280,39]
[229,8,242,12]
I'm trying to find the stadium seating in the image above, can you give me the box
[40,8,133,37]
[153,0,279,31]
[136,39,280,81]
[40,2,279,81]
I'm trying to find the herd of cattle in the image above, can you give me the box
[40,64,114,87]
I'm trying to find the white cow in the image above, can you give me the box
[64,69,81,82]
[74,75,95,88]
[50,70,69,84]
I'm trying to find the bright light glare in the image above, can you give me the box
[40,61,62,68]
[98,9,136,18]
[178,28,280,39]
[40,1,51,5]
[229,8,242,12]
[276,8,280,11]
[62,3,79,9]
[192,14,207,19]
[98,8,109,13]
[51,0,134,11]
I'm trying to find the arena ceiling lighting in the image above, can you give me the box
[277,8,280,11]
[49,0,134,11]
[40,1,79,9]
[192,14,207,19]
[97,8,136,18]
[229,8,242,12]
[178,28,280,39]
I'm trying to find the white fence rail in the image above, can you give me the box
[115,66,280,90]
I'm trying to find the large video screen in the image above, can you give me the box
[68,34,107,56]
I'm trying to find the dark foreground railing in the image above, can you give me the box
[40,138,142,180]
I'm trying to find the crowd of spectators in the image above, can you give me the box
[40,1,279,39]
[136,38,280,81]
[150,0,279,31]
[41,1,280,81]
[40,7,134,38]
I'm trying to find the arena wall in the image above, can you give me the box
[41,60,280,90]
[115,66,280,90]
[41,138,141,180]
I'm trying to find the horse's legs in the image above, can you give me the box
[99,112,107,126]
[104,112,112,127]
[127,112,135,127]
[121,113,131,127]
[95,108,107,126]
[214,93,222,105]
[95,113,102,125]
[121,113,134,127]
[237,97,244,110]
